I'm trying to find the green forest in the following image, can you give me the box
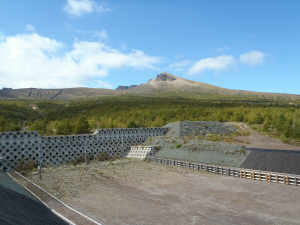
[0,96,299,142]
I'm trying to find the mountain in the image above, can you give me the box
[1,72,299,100]
[128,73,228,94]
[127,73,300,100]
[115,85,138,90]
[0,87,117,100]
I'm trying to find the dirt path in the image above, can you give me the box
[26,160,300,225]
[226,122,300,150]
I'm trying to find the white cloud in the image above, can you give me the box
[170,60,190,72]
[174,53,185,59]
[170,60,190,68]
[187,55,236,75]
[75,29,109,40]
[94,30,108,40]
[120,43,127,50]
[214,46,229,52]
[63,0,110,17]
[0,33,161,88]
[93,80,113,89]
[240,51,265,66]
[25,24,35,33]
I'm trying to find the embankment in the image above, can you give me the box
[241,148,300,175]
[0,171,68,225]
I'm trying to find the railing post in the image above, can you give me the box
[85,136,87,174]
[39,137,42,180]
[122,130,124,169]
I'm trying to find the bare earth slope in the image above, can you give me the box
[228,122,300,150]
[0,87,117,100]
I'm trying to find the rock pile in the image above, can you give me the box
[151,136,248,167]
[164,121,237,137]
[156,73,177,81]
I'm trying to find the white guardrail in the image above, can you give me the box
[146,156,300,186]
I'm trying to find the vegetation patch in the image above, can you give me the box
[15,159,39,175]
[0,97,299,143]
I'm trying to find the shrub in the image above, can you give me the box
[155,146,161,151]
[205,134,223,142]
[96,151,111,161]
[15,159,39,175]
[127,120,138,128]
[72,153,97,165]
[239,147,246,154]
[72,155,86,166]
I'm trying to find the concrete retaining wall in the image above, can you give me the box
[0,127,168,171]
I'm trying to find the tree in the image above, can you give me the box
[56,119,74,135]
[127,120,138,128]
[276,113,286,131]
[29,119,47,134]
[74,116,90,134]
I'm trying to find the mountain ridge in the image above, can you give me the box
[1,72,299,100]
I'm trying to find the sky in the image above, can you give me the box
[0,0,300,94]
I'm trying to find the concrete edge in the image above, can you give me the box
[8,171,102,225]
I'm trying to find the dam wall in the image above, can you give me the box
[0,127,168,171]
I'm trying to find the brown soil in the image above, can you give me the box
[226,122,300,150]
[26,159,300,225]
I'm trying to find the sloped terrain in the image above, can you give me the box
[241,149,300,174]
[1,72,299,100]
[154,138,249,167]
[0,87,117,100]
[0,172,68,225]
[127,73,300,100]
[151,121,300,174]
[164,121,237,137]
[146,121,248,167]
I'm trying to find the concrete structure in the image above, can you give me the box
[148,156,300,186]
[126,146,153,159]
[0,127,168,171]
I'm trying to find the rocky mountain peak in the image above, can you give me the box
[116,85,138,90]
[156,73,177,82]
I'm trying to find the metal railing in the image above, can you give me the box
[146,156,300,186]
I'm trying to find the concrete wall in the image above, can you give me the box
[0,127,167,171]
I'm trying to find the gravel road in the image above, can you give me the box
[25,159,300,225]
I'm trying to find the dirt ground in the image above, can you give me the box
[26,159,300,225]
[24,123,300,225]
[226,122,300,150]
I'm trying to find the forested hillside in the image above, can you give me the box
[0,96,299,143]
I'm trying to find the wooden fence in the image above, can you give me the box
[146,156,300,186]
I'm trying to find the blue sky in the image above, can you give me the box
[0,0,300,94]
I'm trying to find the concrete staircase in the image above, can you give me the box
[126,146,154,159]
